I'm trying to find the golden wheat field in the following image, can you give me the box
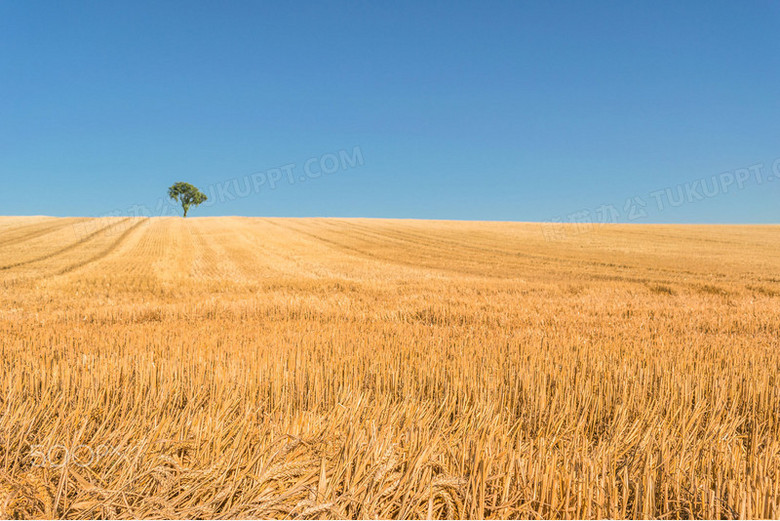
[0,216,779,519]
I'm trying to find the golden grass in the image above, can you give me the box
[0,216,779,519]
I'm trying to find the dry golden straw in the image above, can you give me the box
[0,216,778,519]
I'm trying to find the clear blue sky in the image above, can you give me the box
[1,1,778,223]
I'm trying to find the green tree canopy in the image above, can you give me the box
[168,182,207,218]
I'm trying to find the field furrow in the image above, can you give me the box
[0,217,134,271]
[0,217,90,248]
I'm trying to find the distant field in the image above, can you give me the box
[1,216,779,519]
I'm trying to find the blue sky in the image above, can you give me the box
[1,1,778,223]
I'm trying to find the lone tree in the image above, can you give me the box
[168,182,207,217]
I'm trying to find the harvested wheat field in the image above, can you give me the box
[0,216,779,519]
